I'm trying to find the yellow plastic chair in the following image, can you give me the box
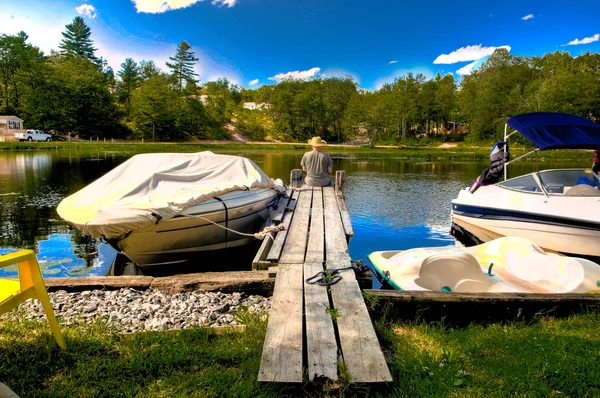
[0,250,66,349]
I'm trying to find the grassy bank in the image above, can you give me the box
[0,140,592,162]
[1,309,599,397]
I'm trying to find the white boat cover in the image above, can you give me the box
[57,152,277,240]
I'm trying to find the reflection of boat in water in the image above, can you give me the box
[451,112,600,257]
[57,152,284,269]
[368,237,600,293]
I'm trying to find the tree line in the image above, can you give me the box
[1,17,599,144]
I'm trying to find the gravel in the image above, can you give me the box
[3,288,271,333]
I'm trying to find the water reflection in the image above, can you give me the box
[0,233,117,278]
[0,150,590,278]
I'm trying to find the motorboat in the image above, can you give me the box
[368,237,600,293]
[57,152,284,268]
[451,112,600,257]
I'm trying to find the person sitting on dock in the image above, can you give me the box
[469,141,510,193]
[301,136,333,187]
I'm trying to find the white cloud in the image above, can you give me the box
[433,44,511,64]
[268,67,321,81]
[388,60,398,64]
[76,4,97,19]
[248,79,259,86]
[521,14,534,21]
[132,0,237,13]
[212,0,237,6]
[563,33,600,46]
[455,60,478,75]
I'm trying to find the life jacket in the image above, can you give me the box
[481,142,510,185]
[489,142,510,176]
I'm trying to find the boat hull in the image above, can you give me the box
[114,188,279,268]
[451,185,600,256]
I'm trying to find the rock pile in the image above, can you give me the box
[7,288,271,332]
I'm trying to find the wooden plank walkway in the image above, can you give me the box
[258,170,392,383]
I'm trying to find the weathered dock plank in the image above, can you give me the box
[305,188,324,263]
[335,170,354,239]
[45,272,273,296]
[322,189,391,382]
[278,188,312,264]
[328,260,393,383]
[323,187,351,263]
[258,264,303,383]
[363,290,600,303]
[252,193,292,270]
[46,276,153,291]
[266,191,298,263]
[304,262,338,381]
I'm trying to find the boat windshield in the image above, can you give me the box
[538,169,600,195]
[498,174,544,193]
[498,168,600,195]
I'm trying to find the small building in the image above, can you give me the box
[0,115,24,130]
[243,102,270,110]
[0,116,24,142]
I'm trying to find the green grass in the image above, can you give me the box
[2,310,599,397]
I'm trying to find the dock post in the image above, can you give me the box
[290,169,303,189]
[335,170,346,196]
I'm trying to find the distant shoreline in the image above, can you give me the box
[0,141,593,162]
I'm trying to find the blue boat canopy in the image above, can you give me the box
[506,112,600,150]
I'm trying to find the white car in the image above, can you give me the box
[15,130,52,142]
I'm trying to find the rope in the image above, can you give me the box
[187,213,285,243]
[306,261,372,286]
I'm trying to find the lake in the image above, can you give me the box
[0,149,589,278]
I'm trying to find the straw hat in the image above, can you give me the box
[307,136,327,147]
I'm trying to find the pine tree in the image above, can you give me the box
[117,58,141,114]
[59,16,97,62]
[166,41,199,90]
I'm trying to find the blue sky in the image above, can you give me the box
[1,0,599,90]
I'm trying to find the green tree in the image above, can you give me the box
[58,17,98,63]
[166,41,199,90]
[0,32,45,114]
[343,90,389,147]
[434,73,457,137]
[322,77,357,142]
[203,78,241,126]
[139,60,161,81]
[117,58,141,115]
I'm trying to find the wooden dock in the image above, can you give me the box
[254,170,392,383]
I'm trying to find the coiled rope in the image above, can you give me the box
[305,261,373,286]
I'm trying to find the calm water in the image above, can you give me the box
[0,150,589,278]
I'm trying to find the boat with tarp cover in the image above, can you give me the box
[451,112,600,257]
[57,152,284,268]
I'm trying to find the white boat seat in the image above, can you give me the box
[565,184,600,196]
[414,252,491,292]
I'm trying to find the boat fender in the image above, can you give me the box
[487,263,494,276]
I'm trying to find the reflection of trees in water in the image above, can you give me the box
[70,230,99,269]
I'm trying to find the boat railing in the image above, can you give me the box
[503,123,541,181]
